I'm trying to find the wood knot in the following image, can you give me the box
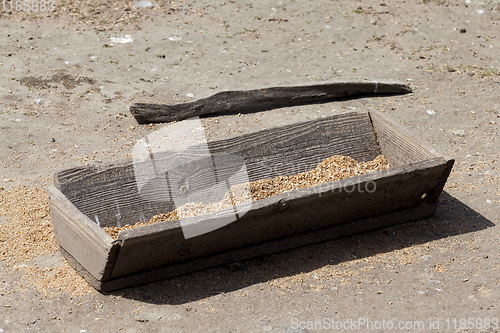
[179,184,189,198]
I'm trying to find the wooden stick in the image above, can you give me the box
[130,79,411,124]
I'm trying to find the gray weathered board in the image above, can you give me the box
[47,110,454,292]
[129,80,412,124]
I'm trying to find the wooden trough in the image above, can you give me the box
[47,110,454,292]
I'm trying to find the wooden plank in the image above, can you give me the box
[130,80,411,124]
[108,157,448,279]
[54,112,381,228]
[369,109,439,166]
[206,111,381,181]
[54,164,176,229]
[370,110,455,203]
[426,158,455,203]
[47,185,118,281]
[94,203,436,292]
[369,109,455,202]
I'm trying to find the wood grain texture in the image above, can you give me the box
[46,185,118,280]
[369,109,455,202]
[369,109,439,166]
[130,80,412,124]
[95,204,437,292]
[54,112,380,228]
[54,163,176,229]
[109,158,448,278]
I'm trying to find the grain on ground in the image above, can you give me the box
[0,185,95,296]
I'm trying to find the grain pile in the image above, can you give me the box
[0,185,55,265]
[0,184,96,296]
[104,154,390,238]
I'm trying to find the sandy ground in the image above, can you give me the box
[1,0,500,331]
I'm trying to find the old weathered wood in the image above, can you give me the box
[369,109,455,202]
[108,157,448,278]
[47,110,454,291]
[130,80,412,124]
[369,109,439,165]
[55,112,380,228]
[98,204,437,292]
[46,185,119,280]
[425,158,455,203]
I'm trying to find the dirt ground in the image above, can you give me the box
[1,0,499,331]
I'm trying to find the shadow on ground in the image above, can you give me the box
[110,191,494,304]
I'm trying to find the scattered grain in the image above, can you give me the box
[0,185,95,296]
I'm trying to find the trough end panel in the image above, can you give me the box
[47,184,115,281]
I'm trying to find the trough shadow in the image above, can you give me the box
[110,191,494,305]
